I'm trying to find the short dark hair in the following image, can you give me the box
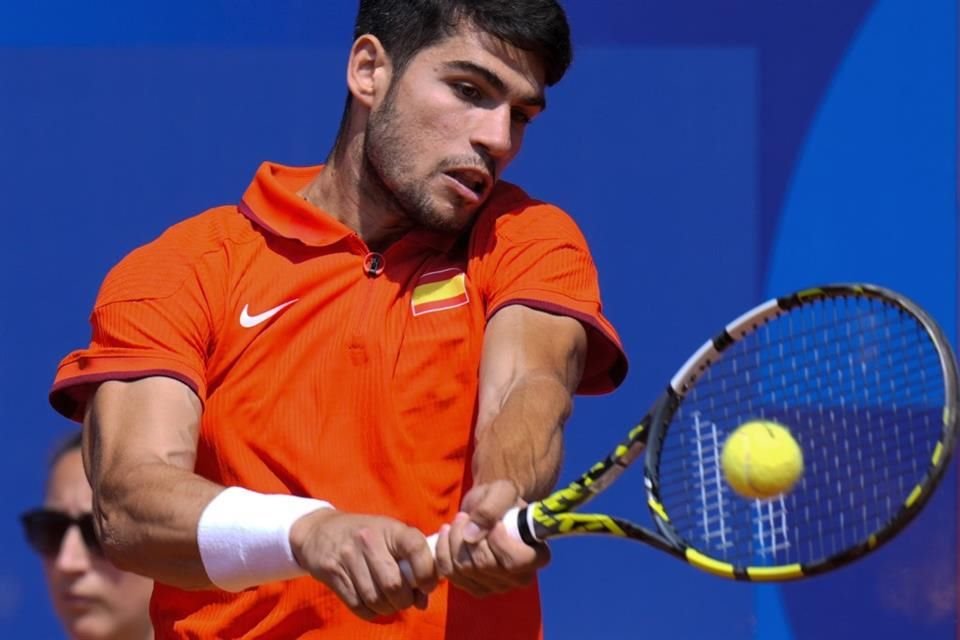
[354,0,573,86]
[50,431,83,469]
[44,430,83,493]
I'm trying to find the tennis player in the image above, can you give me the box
[49,0,627,637]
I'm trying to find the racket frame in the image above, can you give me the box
[517,284,959,581]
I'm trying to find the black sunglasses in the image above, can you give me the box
[20,509,101,557]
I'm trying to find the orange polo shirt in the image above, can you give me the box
[50,162,627,639]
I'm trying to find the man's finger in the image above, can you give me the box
[434,524,454,578]
[329,558,384,620]
[446,570,496,598]
[391,525,438,594]
[448,512,475,571]
[460,481,519,543]
[485,522,549,572]
[461,538,500,574]
[343,530,393,617]
[359,527,415,613]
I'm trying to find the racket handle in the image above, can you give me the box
[424,531,439,556]
[397,507,524,585]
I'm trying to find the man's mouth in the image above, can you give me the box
[444,169,489,196]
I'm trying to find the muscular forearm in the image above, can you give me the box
[85,378,224,588]
[472,372,571,501]
[442,307,585,594]
[96,460,224,588]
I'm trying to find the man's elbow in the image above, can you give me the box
[91,471,144,572]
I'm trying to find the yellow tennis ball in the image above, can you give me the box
[721,420,804,499]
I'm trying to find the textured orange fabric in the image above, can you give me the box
[50,162,627,639]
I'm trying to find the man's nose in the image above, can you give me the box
[471,105,514,160]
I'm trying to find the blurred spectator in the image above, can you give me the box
[20,432,153,640]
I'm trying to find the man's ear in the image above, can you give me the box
[346,34,392,108]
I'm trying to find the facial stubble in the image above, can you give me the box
[362,86,474,234]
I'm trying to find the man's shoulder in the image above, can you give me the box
[96,205,254,306]
[471,180,585,245]
[159,204,259,251]
[117,204,262,268]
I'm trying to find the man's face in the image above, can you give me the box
[363,25,547,233]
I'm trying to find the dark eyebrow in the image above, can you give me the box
[442,60,547,111]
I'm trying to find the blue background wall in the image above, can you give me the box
[0,1,955,638]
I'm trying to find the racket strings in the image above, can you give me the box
[655,296,947,568]
[717,315,940,403]
[701,325,941,411]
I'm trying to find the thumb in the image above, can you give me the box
[461,480,519,544]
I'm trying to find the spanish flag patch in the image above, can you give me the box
[411,268,469,316]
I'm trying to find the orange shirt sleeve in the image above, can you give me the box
[50,217,225,421]
[471,196,628,394]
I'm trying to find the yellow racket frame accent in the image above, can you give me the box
[685,549,734,578]
[746,564,804,581]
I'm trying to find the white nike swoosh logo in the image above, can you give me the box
[239,299,299,328]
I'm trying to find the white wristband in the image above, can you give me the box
[197,487,333,592]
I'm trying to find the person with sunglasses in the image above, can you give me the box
[21,432,154,640]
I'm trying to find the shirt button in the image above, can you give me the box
[363,252,385,277]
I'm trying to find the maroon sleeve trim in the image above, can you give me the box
[488,299,628,394]
[49,369,203,422]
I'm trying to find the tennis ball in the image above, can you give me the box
[721,420,804,500]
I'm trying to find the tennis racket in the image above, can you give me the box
[404,283,959,582]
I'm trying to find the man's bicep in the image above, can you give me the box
[478,305,588,423]
[84,376,203,484]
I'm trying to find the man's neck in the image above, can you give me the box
[299,135,413,251]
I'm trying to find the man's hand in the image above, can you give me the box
[289,510,438,620]
[434,480,550,597]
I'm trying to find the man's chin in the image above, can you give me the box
[412,204,476,234]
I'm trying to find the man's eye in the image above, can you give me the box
[454,84,482,101]
[512,110,532,125]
